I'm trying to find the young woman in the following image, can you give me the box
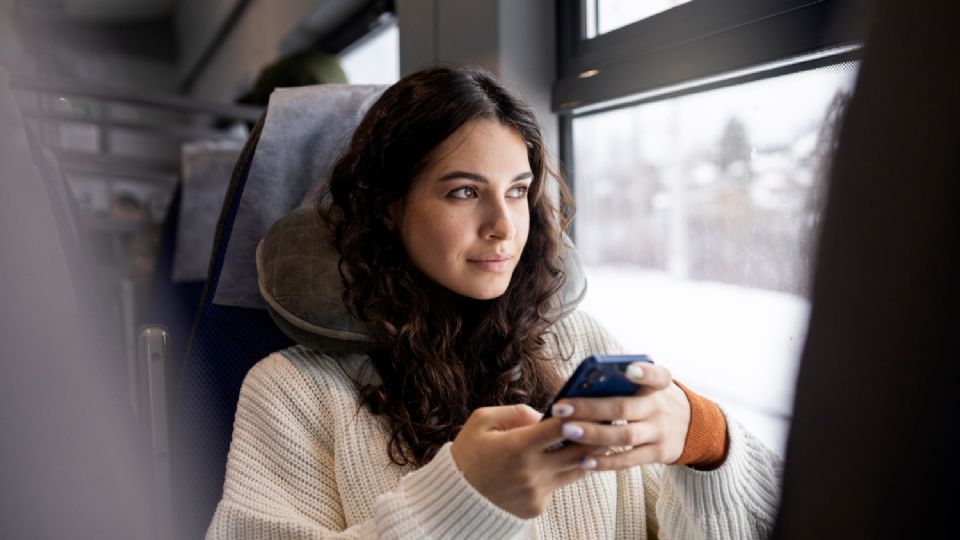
[208,66,781,539]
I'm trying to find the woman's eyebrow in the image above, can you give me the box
[436,171,533,183]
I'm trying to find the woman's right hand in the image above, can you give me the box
[450,404,602,518]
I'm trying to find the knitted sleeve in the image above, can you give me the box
[561,312,782,539]
[205,353,528,540]
[645,415,783,539]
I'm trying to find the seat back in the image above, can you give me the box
[173,84,386,539]
[146,140,243,389]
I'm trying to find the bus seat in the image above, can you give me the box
[145,140,243,385]
[214,85,387,310]
[173,84,386,540]
[174,141,246,284]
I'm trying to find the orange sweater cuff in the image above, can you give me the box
[673,380,729,470]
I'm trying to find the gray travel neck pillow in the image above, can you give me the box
[256,206,588,353]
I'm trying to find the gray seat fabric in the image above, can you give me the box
[173,140,245,283]
[212,84,387,309]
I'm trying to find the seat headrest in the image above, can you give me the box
[256,207,588,353]
[213,84,387,309]
[173,140,244,283]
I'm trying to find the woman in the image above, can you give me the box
[208,66,781,539]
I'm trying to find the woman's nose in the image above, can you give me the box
[482,200,516,240]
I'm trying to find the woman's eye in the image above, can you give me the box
[507,185,529,199]
[447,186,479,199]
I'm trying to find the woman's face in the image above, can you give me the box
[390,119,532,300]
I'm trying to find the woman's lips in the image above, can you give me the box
[467,256,513,272]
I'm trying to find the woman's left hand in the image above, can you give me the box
[551,362,691,470]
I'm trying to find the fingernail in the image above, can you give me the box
[580,457,597,470]
[562,423,584,440]
[626,363,645,382]
[552,403,574,418]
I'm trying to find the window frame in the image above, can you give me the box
[554,0,865,208]
[556,0,865,110]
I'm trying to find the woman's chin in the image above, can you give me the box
[448,281,510,301]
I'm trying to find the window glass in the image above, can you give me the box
[572,63,858,454]
[338,18,400,85]
[585,0,694,38]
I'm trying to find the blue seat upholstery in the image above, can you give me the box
[172,115,296,539]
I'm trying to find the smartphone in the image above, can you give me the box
[543,354,652,449]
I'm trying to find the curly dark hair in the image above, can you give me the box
[323,66,575,467]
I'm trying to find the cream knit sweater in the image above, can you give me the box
[207,311,782,539]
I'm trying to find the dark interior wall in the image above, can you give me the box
[396,0,558,163]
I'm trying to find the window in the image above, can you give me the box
[585,0,693,38]
[574,61,857,455]
[556,0,865,454]
[337,16,399,85]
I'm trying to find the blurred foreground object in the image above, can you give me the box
[774,0,960,538]
[0,66,155,538]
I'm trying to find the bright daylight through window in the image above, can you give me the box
[574,63,859,455]
[337,17,399,84]
[585,0,694,38]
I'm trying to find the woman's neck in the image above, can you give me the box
[417,272,493,334]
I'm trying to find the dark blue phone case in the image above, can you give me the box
[543,354,652,451]
[543,354,652,420]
